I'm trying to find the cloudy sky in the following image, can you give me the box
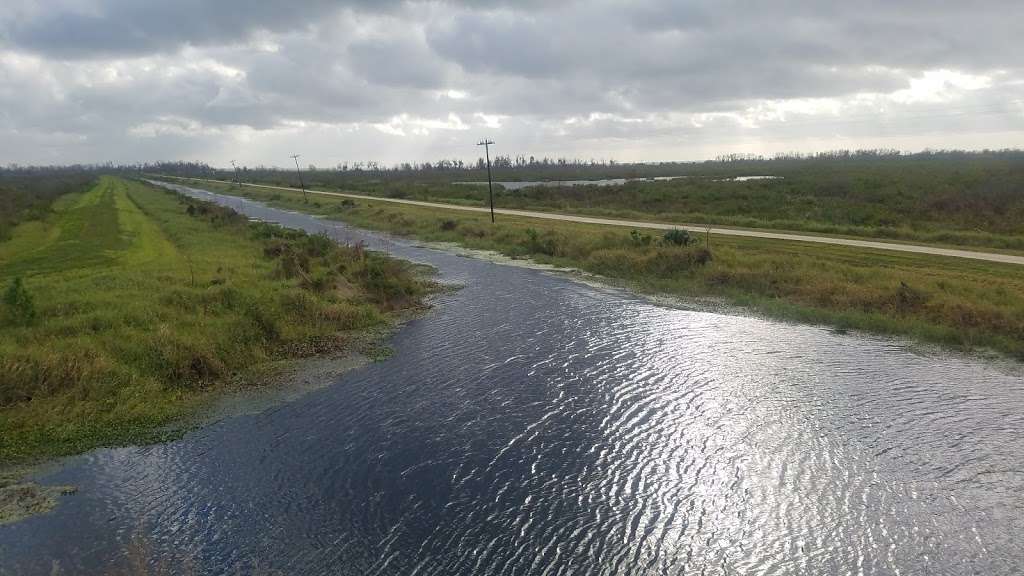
[2,0,1023,167]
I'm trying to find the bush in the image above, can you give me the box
[692,247,713,265]
[643,248,709,276]
[244,300,279,341]
[523,228,560,256]
[586,249,640,276]
[894,281,927,311]
[630,229,653,246]
[331,199,357,213]
[3,278,36,325]
[304,233,334,257]
[303,269,337,292]
[353,256,423,308]
[440,219,458,231]
[662,228,693,246]
[460,223,488,238]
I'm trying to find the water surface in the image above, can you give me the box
[455,175,781,190]
[2,182,1022,575]
[455,176,685,190]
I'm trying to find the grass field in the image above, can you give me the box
[166,150,1024,251]
[0,168,95,243]
[0,177,432,463]
[183,178,1024,359]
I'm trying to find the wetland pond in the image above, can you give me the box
[455,175,780,190]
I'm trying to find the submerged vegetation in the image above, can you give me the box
[0,176,432,463]
[188,178,1024,359]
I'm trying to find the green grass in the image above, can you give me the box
[187,178,1024,360]
[0,177,432,463]
[184,150,1024,251]
[0,168,95,243]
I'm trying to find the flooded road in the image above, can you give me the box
[2,182,1023,575]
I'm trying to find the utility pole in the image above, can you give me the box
[477,139,496,223]
[229,160,241,188]
[290,154,308,203]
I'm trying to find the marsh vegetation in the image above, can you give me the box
[0,177,432,463]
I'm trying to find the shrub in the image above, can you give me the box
[149,337,226,385]
[643,248,701,276]
[276,251,310,279]
[586,249,640,276]
[249,222,278,240]
[332,199,357,213]
[523,228,560,256]
[662,228,693,246]
[3,278,36,325]
[440,219,458,231]
[894,281,927,312]
[692,247,713,265]
[183,199,245,227]
[262,238,289,258]
[303,269,338,292]
[244,301,279,341]
[304,233,334,257]
[630,229,653,246]
[460,224,488,238]
[352,257,423,308]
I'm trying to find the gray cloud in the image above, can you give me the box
[0,0,1022,166]
[3,0,385,58]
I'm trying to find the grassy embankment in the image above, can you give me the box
[0,177,431,463]
[197,151,1024,251]
[0,168,96,242]
[182,178,1024,359]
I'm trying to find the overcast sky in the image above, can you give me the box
[2,0,1022,167]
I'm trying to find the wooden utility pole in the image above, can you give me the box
[290,154,308,203]
[477,139,496,223]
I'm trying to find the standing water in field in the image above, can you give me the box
[455,176,687,190]
[454,175,781,190]
[2,181,1022,575]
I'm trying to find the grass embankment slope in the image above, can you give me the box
[0,169,95,243]
[201,151,1024,251]
[186,179,1024,359]
[0,177,431,463]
